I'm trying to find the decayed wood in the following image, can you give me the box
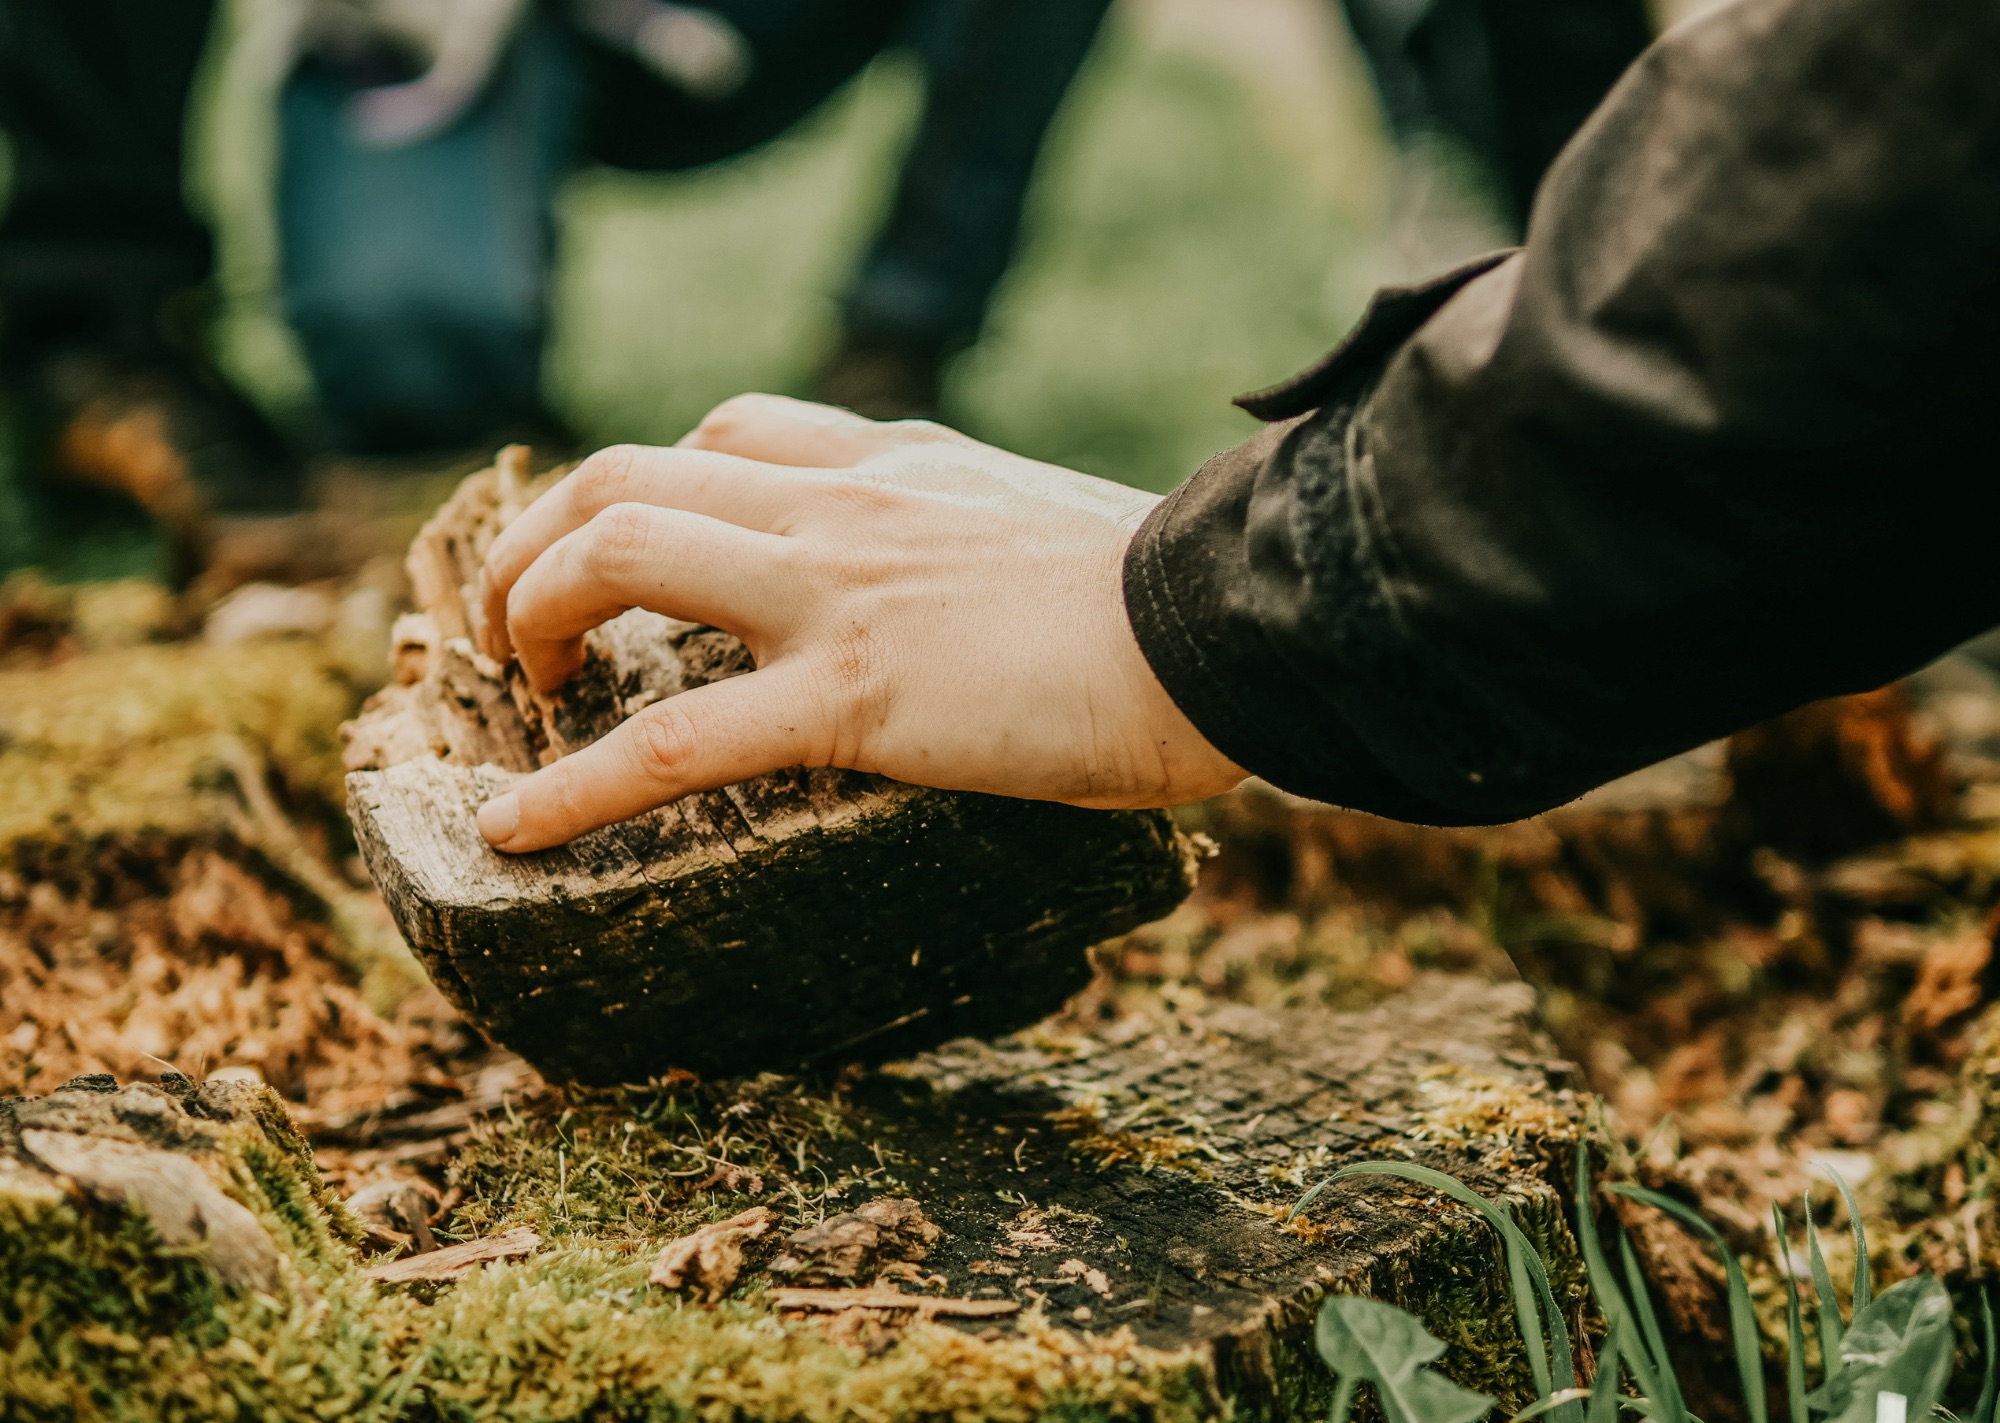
[10,973,1589,1418]
[0,1072,324,1296]
[343,451,1200,1084]
[650,1206,779,1301]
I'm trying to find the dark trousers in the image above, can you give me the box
[1339,0,1655,228]
[0,0,1111,451]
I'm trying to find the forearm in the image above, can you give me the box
[1127,0,2000,824]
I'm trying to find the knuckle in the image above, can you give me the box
[537,761,587,829]
[818,623,884,704]
[883,417,968,447]
[582,503,656,576]
[629,702,700,783]
[570,445,645,508]
[695,392,777,442]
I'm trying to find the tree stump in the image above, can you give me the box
[6,973,1589,1421]
[343,451,1200,1085]
[823,971,1589,1411]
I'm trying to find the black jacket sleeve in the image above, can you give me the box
[1124,0,2000,825]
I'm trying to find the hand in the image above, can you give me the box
[473,394,1245,852]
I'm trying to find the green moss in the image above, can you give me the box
[3,1075,1221,1423]
[411,1256,1210,1423]
[443,1075,854,1250]
[0,638,359,856]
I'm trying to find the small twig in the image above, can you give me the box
[768,1287,1019,1318]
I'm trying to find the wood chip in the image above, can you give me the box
[767,1286,1020,1318]
[649,1206,778,1302]
[363,1225,539,1283]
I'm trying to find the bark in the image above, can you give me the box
[343,452,1200,1084]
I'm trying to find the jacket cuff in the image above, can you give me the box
[1122,417,1465,822]
[1232,250,1513,420]
[1120,251,1520,821]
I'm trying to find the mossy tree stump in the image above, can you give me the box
[823,970,1591,1413]
[3,970,1590,1421]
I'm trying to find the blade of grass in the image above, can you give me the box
[1814,1165,1871,1314]
[1609,1184,1767,1423]
[1804,1198,1843,1365]
[1516,1390,1593,1422]
[1619,1228,1691,1423]
[1573,1151,1676,1423]
[1772,1204,1806,1423]
[1295,1161,1580,1415]
[1585,1333,1622,1423]
[1977,1286,1997,1423]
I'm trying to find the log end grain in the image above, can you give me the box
[349,754,1197,1082]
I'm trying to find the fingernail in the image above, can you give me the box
[478,791,521,847]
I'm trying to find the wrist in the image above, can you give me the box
[1098,516,1247,807]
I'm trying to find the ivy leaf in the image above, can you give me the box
[1802,1275,1953,1423]
[1317,1295,1495,1423]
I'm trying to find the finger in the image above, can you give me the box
[679,391,974,469]
[506,502,791,691]
[477,662,822,852]
[479,443,805,660]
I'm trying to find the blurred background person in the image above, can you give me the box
[1338,0,1654,237]
[0,0,1111,581]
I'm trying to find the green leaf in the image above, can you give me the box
[1815,1166,1872,1315]
[1773,1205,1807,1423]
[1805,1201,1844,1367]
[1316,1295,1496,1423]
[1296,1161,1580,1421]
[1609,1185,1766,1423]
[1573,1152,1680,1423]
[1800,1275,1953,1423]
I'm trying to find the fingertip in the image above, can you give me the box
[516,640,584,694]
[477,790,522,849]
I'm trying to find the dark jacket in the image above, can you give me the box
[1124,0,2000,825]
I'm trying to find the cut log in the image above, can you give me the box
[343,451,1199,1084]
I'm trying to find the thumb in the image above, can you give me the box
[477,664,821,852]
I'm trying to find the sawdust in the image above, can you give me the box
[0,847,464,1115]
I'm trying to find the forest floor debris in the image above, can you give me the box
[13,562,2000,1416]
